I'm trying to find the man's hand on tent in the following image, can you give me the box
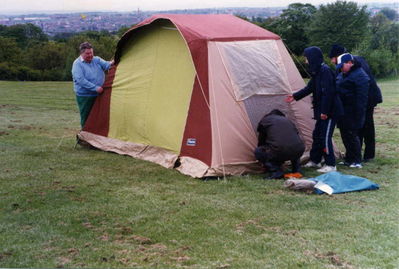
[285,95,294,103]
[320,114,328,120]
[96,86,104,94]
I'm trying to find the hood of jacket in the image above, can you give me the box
[352,57,363,71]
[304,46,324,76]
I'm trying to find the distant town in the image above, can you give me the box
[0,4,397,36]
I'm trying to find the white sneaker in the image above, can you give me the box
[317,165,337,173]
[349,163,363,168]
[303,161,322,168]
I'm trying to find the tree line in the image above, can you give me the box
[0,1,398,81]
[0,24,129,81]
[249,1,398,78]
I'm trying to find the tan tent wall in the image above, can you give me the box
[208,41,260,170]
[275,39,314,151]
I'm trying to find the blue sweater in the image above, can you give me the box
[72,56,111,96]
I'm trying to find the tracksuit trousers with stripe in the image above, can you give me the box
[310,118,336,166]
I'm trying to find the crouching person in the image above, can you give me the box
[254,109,305,179]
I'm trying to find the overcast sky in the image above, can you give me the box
[1,0,397,14]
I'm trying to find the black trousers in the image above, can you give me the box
[358,107,375,160]
[254,146,301,174]
[340,127,362,164]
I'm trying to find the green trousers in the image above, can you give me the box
[76,96,97,128]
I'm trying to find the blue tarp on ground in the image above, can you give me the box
[311,171,380,195]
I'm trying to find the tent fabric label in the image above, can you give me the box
[187,138,196,146]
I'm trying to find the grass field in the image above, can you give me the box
[0,80,398,268]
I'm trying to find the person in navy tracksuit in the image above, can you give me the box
[329,44,382,162]
[286,46,343,173]
[335,53,370,168]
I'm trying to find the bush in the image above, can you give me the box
[17,66,41,81]
[0,62,41,81]
[41,69,65,81]
[354,39,399,78]
[366,49,399,78]
[0,62,17,80]
[25,42,67,71]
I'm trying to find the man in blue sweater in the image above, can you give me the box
[72,42,114,128]
[286,46,343,173]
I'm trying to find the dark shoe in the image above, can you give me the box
[267,171,284,179]
[75,135,94,149]
[263,161,273,171]
[363,158,374,163]
[292,167,302,174]
[338,161,351,166]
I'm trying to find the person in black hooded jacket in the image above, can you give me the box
[254,109,305,179]
[329,44,382,162]
[335,53,370,168]
[286,46,343,173]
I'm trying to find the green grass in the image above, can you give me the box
[0,80,398,268]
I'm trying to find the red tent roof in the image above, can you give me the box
[135,14,280,41]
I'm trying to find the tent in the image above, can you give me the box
[78,14,314,178]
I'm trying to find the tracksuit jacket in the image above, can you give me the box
[336,61,370,164]
[293,47,342,166]
[293,47,342,120]
[336,61,370,130]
